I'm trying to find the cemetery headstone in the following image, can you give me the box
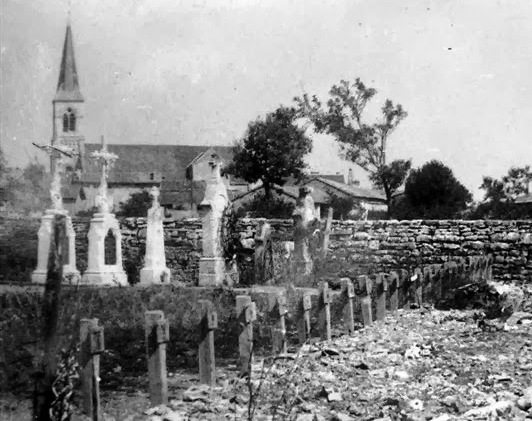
[139,186,171,285]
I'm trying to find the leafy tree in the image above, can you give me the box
[327,193,356,220]
[295,78,411,210]
[473,166,532,219]
[235,191,295,219]
[224,106,312,199]
[117,190,152,217]
[395,160,472,219]
[2,160,50,213]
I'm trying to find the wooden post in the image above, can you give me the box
[298,294,312,344]
[80,318,104,420]
[423,266,432,303]
[375,273,387,321]
[198,300,217,385]
[413,268,423,307]
[318,281,331,341]
[33,214,68,421]
[236,295,256,376]
[388,272,399,312]
[430,264,442,301]
[400,269,410,309]
[270,294,287,355]
[145,310,169,405]
[357,275,373,326]
[341,278,355,334]
[320,207,333,259]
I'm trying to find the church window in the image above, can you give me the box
[63,108,76,132]
[62,114,69,132]
[69,112,76,131]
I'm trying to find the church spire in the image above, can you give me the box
[54,22,83,101]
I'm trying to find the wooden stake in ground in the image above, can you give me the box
[270,294,287,355]
[388,272,399,312]
[145,310,169,405]
[198,300,217,385]
[375,273,387,322]
[33,214,68,421]
[400,269,410,309]
[357,275,373,326]
[340,278,355,334]
[413,268,423,307]
[236,295,256,376]
[298,293,312,344]
[80,318,104,420]
[318,281,331,341]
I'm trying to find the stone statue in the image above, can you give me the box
[198,161,230,286]
[139,186,171,284]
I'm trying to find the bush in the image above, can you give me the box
[236,192,295,219]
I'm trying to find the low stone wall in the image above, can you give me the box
[237,218,532,284]
[1,217,530,285]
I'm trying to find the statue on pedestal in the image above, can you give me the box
[198,161,229,286]
[139,186,171,285]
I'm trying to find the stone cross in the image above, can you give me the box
[90,135,118,214]
[33,143,74,212]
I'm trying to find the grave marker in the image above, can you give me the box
[198,300,217,385]
[357,275,373,326]
[80,318,103,420]
[236,295,256,375]
[340,278,355,334]
[298,293,312,344]
[145,311,169,405]
[318,281,332,341]
[375,273,387,321]
[388,272,399,312]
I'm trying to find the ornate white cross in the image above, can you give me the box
[89,135,118,213]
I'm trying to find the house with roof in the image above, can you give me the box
[301,176,387,213]
[232,183,330,218]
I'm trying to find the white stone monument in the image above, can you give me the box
[292,186,318,283]
[32,144,80,284]
[197,161,229,286]
[139,186,171,285]
[81,136,128,286]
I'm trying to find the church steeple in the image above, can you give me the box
[51,20,85,175]
[54,23,83,101]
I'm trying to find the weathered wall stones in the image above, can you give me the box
[0,217,530,284]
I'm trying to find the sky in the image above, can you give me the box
[1,0,531,200]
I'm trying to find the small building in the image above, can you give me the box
[301,176,387,213]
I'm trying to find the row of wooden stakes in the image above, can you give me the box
[78,254,493,419]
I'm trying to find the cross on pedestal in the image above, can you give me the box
[89,135,118,214]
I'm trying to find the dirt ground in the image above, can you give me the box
[1,308,531,420]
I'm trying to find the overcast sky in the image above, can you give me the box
[1,0,531,199]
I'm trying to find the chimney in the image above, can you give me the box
[348,168,354,185]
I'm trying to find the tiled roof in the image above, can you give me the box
[82,144,234,183]
[159,180,206,206]
[304,177,386,202]
[233,183,331,205]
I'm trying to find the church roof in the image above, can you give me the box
[54,24,84,102]
[82,144,234,183]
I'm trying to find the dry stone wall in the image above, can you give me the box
[1,217,530,284]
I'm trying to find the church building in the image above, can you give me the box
[50,21,247,216]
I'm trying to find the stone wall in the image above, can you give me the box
[1,217,530,284]
[237,218,532,284]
